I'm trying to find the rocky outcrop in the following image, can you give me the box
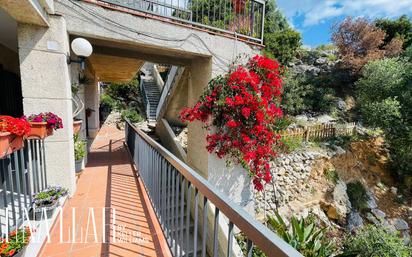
[254,138,412,245]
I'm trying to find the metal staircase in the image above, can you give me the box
[140,78,161,122]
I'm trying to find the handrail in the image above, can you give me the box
[139,79,151,119]
[95,0,265,44]
[156,66,182,119]
[125,119,302,256]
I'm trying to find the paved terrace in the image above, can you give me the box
[40,124,170,257]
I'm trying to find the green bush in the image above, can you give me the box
[264,29,302,64]
[268,212,335,257]
[346,181,369,211]
[340,225,411,257]
[74,134,86,161]
[281,71,337,115]
[280,136,302,153]
[356,58,412,186]
[121,109,143,123]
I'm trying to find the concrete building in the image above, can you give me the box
[0,1,302,256]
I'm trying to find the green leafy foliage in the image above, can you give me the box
[346,181,369,211]
[281,71,337,115]
[356,58,412,186]
[121,109,144,123]
[375,15,412,50]
[263,0,302,64]
[340,225,411,257]
[279,136,302,153]
[74,134,86,161]
[236,233,267,257]
[324,169,339,184]
[267,212,335,257]
[264,29,302,64]
[104,76,141,110]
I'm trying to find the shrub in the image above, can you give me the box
[268,212,335,257]
[375,15,412,50]
[279,136,302,153]
[332,17,403,74]
[121,109,144,124]
[346,181,369,211]
[74,134,86,161]
[324,169,339,184]
[356,58,412,186]
[281,71,337,115]
[341,225,411,257]
[264,29,302,65]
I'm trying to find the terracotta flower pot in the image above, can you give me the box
[9,135,24,152]
[28,122,48,139]
[0,132,12,158]
[46,127,54,137]
[73,120,83,134]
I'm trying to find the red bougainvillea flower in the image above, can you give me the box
[180,55,284,191]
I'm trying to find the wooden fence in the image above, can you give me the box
[278,122,356,142]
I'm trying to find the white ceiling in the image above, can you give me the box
[0,7,17,52]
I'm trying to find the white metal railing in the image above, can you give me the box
[98,0,265,44]
[125,120,302,257]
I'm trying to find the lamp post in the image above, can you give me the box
[67,38,93,70]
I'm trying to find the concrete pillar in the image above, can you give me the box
[18,16,76,194]
[186,57,212,179]
[84,78,100,138]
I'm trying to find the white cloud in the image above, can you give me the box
[277,0,412,27]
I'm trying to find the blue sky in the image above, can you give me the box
[276,0,412,47]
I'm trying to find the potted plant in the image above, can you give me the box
[74,134,86,174]
[0,227,31,257]
[73,119,83,134]
[26,113,63,138]
[0,116,31,158]
[31,186,68,220]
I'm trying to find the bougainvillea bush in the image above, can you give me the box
[26,113,63,130]
[180,55,283,190]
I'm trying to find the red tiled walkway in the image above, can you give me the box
[40,125,165,257]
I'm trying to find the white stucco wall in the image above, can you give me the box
[18,16,76,194]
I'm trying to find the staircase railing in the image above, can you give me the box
[139,79,151,120]
[125,120,302,257]
[156,66,183,119]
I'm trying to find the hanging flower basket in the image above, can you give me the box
[0,116,31,158]
[27,121,48,139]
[73,119,82,134]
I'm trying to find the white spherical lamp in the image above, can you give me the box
[71,38,93,57]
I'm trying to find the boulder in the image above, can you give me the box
[371,209,386,221]
[331,181,351,220]
[366,191,378,209]
[347,211,364,231]
[391,218,409,231]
